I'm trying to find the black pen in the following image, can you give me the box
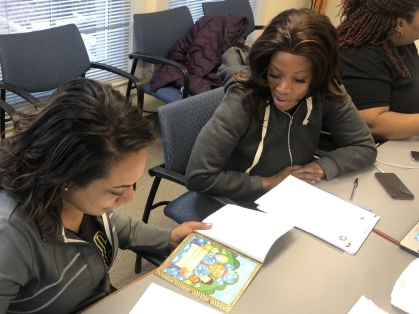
[350,178,358,201]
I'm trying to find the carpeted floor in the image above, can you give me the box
[108,113,186,288]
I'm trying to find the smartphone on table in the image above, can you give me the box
[375,172,414,200]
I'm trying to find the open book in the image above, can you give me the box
[155,205,294,313]
[255,175,380,255]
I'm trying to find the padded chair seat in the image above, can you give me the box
[163,191,202,223]
[142,82,192,104]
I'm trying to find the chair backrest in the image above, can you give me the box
[158,87,224,174]
[0,24,91,93]
[202,0,255,39]
[133,6,194,59]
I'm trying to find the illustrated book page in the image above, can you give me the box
[155,232,261,313]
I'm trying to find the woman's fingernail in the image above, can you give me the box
[205,222,212,226]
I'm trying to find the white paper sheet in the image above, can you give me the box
[129,283,221,313]
[255,175,379,255]
[348,296,388,314]
[391,258,419,313]
[198,204,294,262]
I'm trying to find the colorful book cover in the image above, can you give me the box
[155,232,262,313]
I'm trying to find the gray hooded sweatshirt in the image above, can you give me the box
[0,191,171,313]
[185,47,377,217]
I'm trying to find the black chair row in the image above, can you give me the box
[0,0,261,136]
[0,23,143,137]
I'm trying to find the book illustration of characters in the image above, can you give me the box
[162,234,258,305]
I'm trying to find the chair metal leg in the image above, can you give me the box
[143,176,162,223]
[135,253,143,274]
[1,89,5,139]
[136,176,162,273]
[0,110,5,139]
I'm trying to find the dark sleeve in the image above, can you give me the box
[340,46,393,110]
[317,89,377,179]
[185,87,263,200]
[110,212,172,256]
[0,222,31,311]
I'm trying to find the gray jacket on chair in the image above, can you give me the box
[0,191,171,314]
[185,47,377,216]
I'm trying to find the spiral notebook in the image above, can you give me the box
[255,175,380,255]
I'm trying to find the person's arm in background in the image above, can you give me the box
[185,88,263,200]
[261,164,324,192]
[359,107,419,141]
[340,45,419,141]
[318,91,377,180]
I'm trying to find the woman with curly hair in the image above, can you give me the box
[338,0,419,141]
[185,8,377,218]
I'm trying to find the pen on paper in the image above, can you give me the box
[350,178,358,201]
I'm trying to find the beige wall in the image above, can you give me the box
[324,0,341,26]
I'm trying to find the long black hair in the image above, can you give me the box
[0,78,155,236]
[235,8,345,121]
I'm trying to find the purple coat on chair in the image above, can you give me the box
[149,14,249,95]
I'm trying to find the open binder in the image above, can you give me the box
[255,175,380,255]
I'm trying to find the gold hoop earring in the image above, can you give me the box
[397,30,404,37]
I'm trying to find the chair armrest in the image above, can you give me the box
[149,165,186,186]
[134,251,167,273]
[0,81,39,105]
[0,99,18,123]
[90,62,144,112]
[207,194,237,206]
[148,165,236,204]
[128,52,190,99]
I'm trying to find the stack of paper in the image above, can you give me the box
[255,176,380,255]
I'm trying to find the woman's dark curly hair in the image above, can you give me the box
[234,8,346,121]
[338,0,419,77]
[0,78,155,236]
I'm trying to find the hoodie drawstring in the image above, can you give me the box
[245,97,312,174]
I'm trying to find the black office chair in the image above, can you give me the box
[0,23,144,137]
[127,6,194,108]
[134,87,236,273]
[202,0,264,40]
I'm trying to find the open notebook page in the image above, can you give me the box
[255,175,379,254]
[198,204,294,263]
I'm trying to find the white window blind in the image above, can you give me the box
[168,0,258,23]
[0,0,132,94]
